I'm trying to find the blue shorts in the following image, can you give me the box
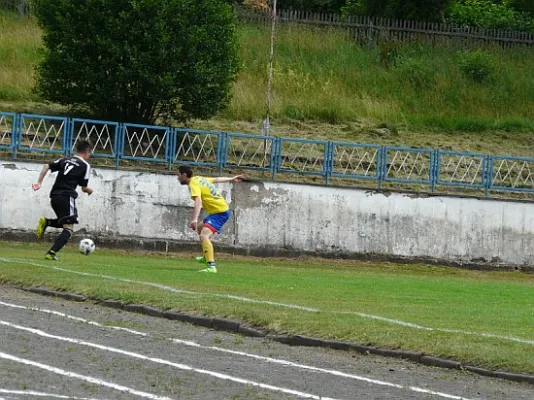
[203,210,231,234]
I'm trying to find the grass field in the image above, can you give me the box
[0,12,533,157]
[1,241,533,374]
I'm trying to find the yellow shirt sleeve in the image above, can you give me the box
[189,178,201,199]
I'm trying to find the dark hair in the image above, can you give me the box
[76,140,92,154]
[178,165,194,178]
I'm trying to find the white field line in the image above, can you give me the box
[1,256,533,346]
[0,320,341,400]
[0,352,171,400]
[0,300,475,400]
[0,389,106,400]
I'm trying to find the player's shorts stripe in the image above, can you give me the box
[70,197,75,216]
[203,223,218,234]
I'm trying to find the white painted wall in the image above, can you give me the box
[0,161,234,246]
[233,182,534,265]
[1,161,533,266]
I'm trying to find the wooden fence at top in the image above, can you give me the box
[237,8,534,48]
[2,1,534,48]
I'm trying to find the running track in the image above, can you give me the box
[0,286,532,400]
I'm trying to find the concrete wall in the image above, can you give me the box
[1,160,533,267]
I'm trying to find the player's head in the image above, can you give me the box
[177,165,193,185]
[76,140,93,160]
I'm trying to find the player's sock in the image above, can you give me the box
[50,228,73,253]
[201,240,215,265]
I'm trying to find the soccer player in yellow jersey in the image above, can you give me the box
[177,165,244,273]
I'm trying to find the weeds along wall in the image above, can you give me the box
[1,161,533,267]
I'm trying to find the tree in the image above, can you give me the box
[508,0,534,16]
[343,0,451,22]
[34,0,240,124]
[448,0,534,30]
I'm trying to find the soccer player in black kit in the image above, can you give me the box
[32,140,94,260]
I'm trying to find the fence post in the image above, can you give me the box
[116,123,124,168]
[12,113,20,159]
[112,123,120,168]
[165,128,175,171]
[272,137,281,181]
[65,117,73,157]
[378,146,386,189]
[218,132,228,175]
[431,150,439,192]
[325,141,334,185]
[18,0,25,18]
[484,156,492,197]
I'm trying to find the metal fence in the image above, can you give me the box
[1,112,533,197]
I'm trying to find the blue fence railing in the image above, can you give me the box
[0,112,533,196]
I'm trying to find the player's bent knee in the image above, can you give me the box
[200,227,213,242]
[62,224,74,231]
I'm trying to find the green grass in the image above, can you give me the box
[1,241,533,374]
[0,12,41,101]
[0,13,533,157]
[227,23,534,131]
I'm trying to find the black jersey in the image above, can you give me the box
[49,156,91,199]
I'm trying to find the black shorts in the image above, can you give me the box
[51,195,79,225]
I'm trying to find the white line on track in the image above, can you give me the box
[0,301,148,337]
[1,256,533,346]
[0,352,172,400]
[0,389,106,400]
[0,300,473,400]
[0,320,341,400]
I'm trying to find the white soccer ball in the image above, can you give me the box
[79,238,95,255]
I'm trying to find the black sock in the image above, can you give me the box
[50,229,73,253]
[47,219,63,229]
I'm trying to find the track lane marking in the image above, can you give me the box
[0,300,475,400]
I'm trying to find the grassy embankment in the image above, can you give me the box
[0,13,532,156]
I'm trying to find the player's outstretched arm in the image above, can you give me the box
[32,164,50,191]
[81,186,94,196]
[211,175,245,183]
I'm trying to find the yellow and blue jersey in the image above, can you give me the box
[188,176,229,215]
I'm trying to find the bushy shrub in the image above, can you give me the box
[449,0,534,31]
[34,0,240,124]
[458,50,495,83]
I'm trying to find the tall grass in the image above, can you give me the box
[0,12,41,101]
[0,13,533,132]
[227,23,534,131]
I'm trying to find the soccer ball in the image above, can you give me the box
[79,238,95,255]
